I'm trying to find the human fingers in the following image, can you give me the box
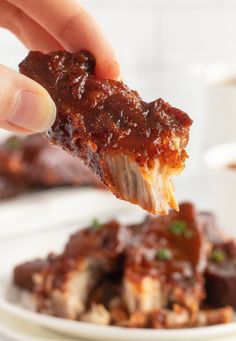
[7,0,120,79]
[0,64,56,133]
[0,0,63,52]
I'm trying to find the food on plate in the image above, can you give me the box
[205,240,236,309]
[0,134,103,200]
[0,172,23,200]
[14,256,55,292]
[199,212,224,244]
[13,203,234,328]
[19,51,192,214]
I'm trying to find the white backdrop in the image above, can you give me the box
[1,0,236,206]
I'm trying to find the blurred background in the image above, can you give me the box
[1,0,236,226]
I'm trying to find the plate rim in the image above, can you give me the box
[0,297,236,341]
[0,213,236,341]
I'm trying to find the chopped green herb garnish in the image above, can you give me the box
[169,220,193,238]
[169,220,187,235]
[6,137,22,150]
[91,218,102,230]
[156,248,172,261]
[211,249,226,263]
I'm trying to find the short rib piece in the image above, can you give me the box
[19,51,192,214]
[0,134,103,189]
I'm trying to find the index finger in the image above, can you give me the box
[7,0,120,80]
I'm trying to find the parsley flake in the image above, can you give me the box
[211,249,226,263]
[91,218,102,230]
[156,248,172,261]
[169,220,187,235]
[169,220,193,238]
[6,137,22,150]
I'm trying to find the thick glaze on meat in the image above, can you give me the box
[64,220,128,259]
[19,51,192,214]
[0,172,23,200]
[126,202,206,274]
[13,202,233,328]
[123,203,206,318]
[29,221,127,319]
[14,203,236,329]
[0,134,102,189]
[205,240,236,309]
[13,256,55,291]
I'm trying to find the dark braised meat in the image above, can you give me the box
[32,221,128,319]
[13,256,55,291]
[0,134,102,191]
[205,240,236,309]
[199,211,224,244]
[200,212,236,310]
[19,51,192,214]
[13,202,233,328]
[123,203,206,324]
[0,171,23,200]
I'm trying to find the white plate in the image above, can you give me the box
[0,298,236,341]
[0,188,136,240]
[0,308,77,341]
[0,218,236,341]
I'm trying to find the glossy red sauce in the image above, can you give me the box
[38,204,204,291]
[19,51,192,169]
[125,203,205,284]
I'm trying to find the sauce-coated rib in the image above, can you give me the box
[19,51,192,214]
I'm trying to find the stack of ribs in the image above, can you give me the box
[13,203,233,328]
[19,51,192,214]
[0,134,103,200]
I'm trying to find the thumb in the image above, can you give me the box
[0,64,56,134]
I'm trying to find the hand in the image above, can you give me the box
[0,0,119,134]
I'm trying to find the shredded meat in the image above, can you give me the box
[31,221,127,319]
[122,203,206,322]
[19,51,192,214]
[13,202,234,328]
[196,306,233,327]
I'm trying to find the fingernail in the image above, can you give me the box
[7,90,56,133]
